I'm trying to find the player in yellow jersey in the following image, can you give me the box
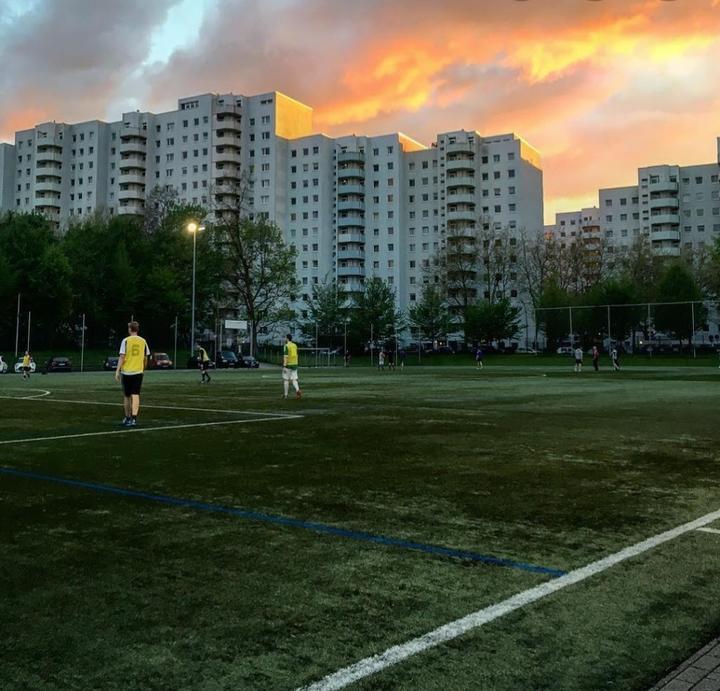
[115,321,150,427]
[196,344,212,384]
[282,333,301,400]
[21,350,32,380]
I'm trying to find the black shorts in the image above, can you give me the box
[121,373,143,396]
[201,361,209,371]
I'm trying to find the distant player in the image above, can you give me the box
[378,349,385,371]
[475,346,484,370]
[115,321,150,427]
[592,345,600,372]
[611,346,620,372]
[21,350,32,380]
[387,349,396,372]
[574,346,583,373]
[196,344,212,383]
[282,334,301,400]
[398,348,406,370]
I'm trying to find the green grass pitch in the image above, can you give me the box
[1,364,720,690]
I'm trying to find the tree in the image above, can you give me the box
[300,280,351,347]
[219,216,298,351]
[464,298,521,344]
[536,279,573,351]
[653,262,707,347]
[407,284,454,341]
[349,277,403,347]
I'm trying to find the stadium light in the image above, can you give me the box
[186,221,205,351]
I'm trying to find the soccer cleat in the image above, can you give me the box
[129,418,137,427]
[295,390,302,400]
[120,417,129,426]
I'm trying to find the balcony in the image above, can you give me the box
[35,150,63,165]
[446,209,476,223]
[216,103,241,117]
[120,139,147,155]
[338,150,365,165]
[446,175,476,188]
[117,201,145,216]
[214,168,241,183]
[446,156,475,173]
[120,153,146,167]
[35,179,62,194]
[649,196,679,209]
[213,132,242,149]
[648,180,678,194]
[338,264,365,278]
[337,164,365,180]
[215,149,242,165]
[338,183,365,196]
[446,193,476,205]
[338,231,365,244]
[215,182,241,196]
[653,245,681,257]
[118,186,145,202]
[337,198,365,213]
[446,141,474,155]
[651,229,681,243]
[338,215,365,229]
[120,125,146,139]
[35,195,61,210]
[118,172,146,186]
[650,213,680,226]
[337,248,366,261]
[446,240,477,255]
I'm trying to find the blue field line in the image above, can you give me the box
[0,465,567,578]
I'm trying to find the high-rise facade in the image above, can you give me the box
[0,90,544,315]
[547,138,720,258]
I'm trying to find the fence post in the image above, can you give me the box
[569,306,573,350]
[370,324,374,367]
[173,316,178,369]
[26,311,31,352]
[14,293,21,358]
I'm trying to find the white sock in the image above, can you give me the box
[293,381,300,393]
[283,381,289,397]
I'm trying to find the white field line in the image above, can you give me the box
[697,527,720,535]
[298,506,720,691]
[0,388,51,400]
[0,394,299,418]
[0,415,301,447]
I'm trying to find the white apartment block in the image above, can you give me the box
[548,138,720,259]
[0,91,544,316]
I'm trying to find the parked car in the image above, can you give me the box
[516,347,538,355]
[103,355,119,371]
[239,355,260,369]
[149,352,173,369]
[44,356,72,373]
[0,356,8,374]
[556,346,573,355]
[216,350,240,368]
[14,358,37,374]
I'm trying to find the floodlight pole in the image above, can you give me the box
[370,324,374,367]
[606,305,611,352]
[344,320,348,366]
[173,315,178,369]
[26,311,31,352]
[569,306,573,350]
[14,293,21,358]
[691,302,696,359]
[80,313,86,373]
[190,227,197,350]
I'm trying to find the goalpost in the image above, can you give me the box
[296,348,338,368]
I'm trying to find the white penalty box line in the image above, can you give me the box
[0,392,303,446]
[299,505,720,691]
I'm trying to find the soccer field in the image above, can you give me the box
[1,365,719,690]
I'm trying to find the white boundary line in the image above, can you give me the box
[0,415,301,447]
[0,394,300,418]
[298,506,720,691]
[697,527,720,535]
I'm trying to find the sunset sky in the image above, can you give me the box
[1,0,719,222]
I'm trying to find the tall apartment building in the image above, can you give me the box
[547,138,720,258]
[0,90,544,316]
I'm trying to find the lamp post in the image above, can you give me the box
[186,221,205,351]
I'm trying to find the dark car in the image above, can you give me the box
[216,350,240,368]
[149,352,173,369]
[44,356,72,373]
[239,355,260,369]
[104,356,119,371]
